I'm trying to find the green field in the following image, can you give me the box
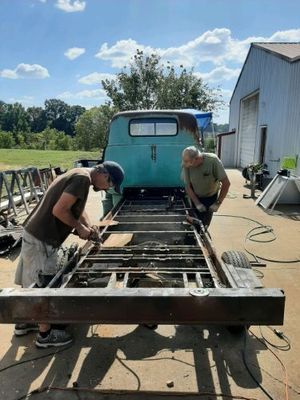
[0,149,100,170]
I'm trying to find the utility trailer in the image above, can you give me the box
[0,110,285,327]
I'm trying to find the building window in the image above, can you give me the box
[129,118,178,136]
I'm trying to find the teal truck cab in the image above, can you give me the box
[102,109,212,211]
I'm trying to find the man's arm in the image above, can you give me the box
[185,184,206,211]
[52,192,91,240]
[186,184,200,206]
[80,210,92,227]
[183,167,206,211]
[217,176,231,205]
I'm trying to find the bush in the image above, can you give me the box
[0,131,15,148]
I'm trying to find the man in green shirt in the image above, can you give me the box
[182,146,230,228]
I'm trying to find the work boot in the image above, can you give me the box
[35,329,73,348]
[14,323,39,336]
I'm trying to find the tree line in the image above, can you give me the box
[0,50,225,151]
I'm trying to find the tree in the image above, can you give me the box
[75,105,115,151]
[102,50,222,111]
[27,106,47,133]
[64,105,86,136]
[0,101,9,129]
[44,99,85,136]
[0,103,30,135]
[44,99,69,133]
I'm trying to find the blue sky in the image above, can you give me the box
[1,0,300,123]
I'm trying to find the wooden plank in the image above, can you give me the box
[102,233,133,248]
[98,220,119,227]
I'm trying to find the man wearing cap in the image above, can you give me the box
[14,161,124,348]
[182,146,230,229]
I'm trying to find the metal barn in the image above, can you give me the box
[228,42,300,177]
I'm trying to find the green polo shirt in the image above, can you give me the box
[183,153,227,198]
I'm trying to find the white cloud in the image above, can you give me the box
[220,88,233,99]
[195,66,241,83]
[213,107,230,125]
[96,39,155,68]
[55,0,86,12]
[0,63,49,79]
[95,28,300,68]
[57,88,107,100]
[78,72,115,85]
[64,47,86,60]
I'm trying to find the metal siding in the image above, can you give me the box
[285,62,300,176]
[230,47,299,176]
[239,94,259,167]
[220,134,236,167]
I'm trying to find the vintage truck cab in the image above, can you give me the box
[102,109,212,212]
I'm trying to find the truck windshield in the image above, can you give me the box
[129,118,177,136]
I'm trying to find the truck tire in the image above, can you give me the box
[221,251,252,334]
[221,250,252,269]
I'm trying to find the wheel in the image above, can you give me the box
[222,251,252,334]
[221,250,252,269]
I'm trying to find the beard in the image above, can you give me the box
[93,186,101,192]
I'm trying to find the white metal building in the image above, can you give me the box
[227,42,300,177]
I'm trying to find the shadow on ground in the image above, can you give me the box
[0,324,266,400]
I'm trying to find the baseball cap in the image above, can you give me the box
[102,161,124,194]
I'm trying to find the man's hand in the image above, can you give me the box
[89,225,101,242]
[76,223,92,240]
[209,202,220,213]
[196,203,206,212]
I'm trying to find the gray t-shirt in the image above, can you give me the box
[25,168,91,247]
[184,153,227,197]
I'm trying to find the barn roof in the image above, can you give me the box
[253,42,300,62]
[230,42,300,104]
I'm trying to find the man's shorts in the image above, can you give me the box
[15,230,58,288]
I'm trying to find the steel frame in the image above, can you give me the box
[0,188,285,325]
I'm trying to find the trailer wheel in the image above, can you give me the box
[221,250,252,269]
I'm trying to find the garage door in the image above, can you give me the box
[239,93,259,167]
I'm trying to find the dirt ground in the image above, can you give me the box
[0,169,299,400]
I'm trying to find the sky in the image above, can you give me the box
[1,0,300,124]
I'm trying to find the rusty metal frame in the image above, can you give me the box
[0,187,285,326]
[0,287,284,325]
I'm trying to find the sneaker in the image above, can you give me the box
[14,323,39,336]
[35,329,73,348]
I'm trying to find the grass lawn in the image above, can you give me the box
[0,149,101,170]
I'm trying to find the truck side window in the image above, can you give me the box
[129,118,177,136]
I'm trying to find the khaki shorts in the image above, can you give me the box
[15,230,58,288]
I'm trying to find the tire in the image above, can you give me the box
[222,251,252,334]
[221,250,252,269]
